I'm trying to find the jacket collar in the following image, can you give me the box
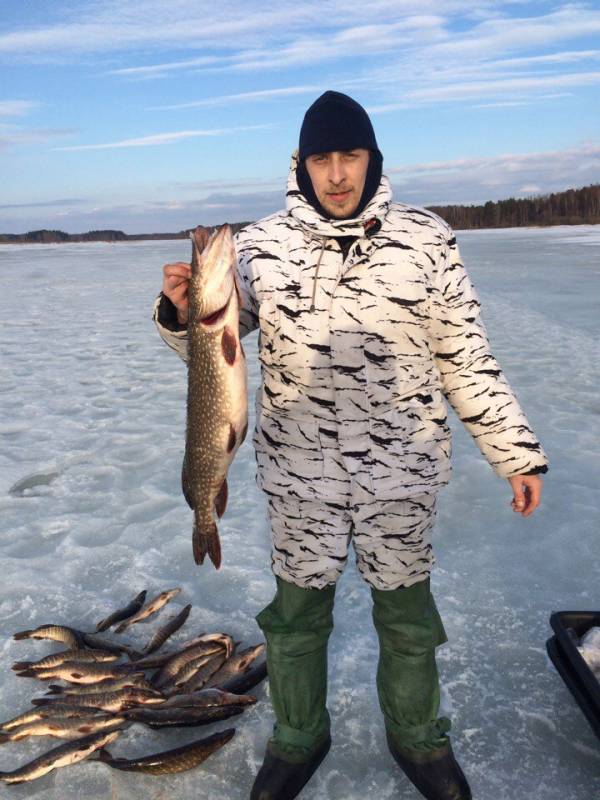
[285,149,392,239]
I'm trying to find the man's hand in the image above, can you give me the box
[162,262,191,325]
[508,474,543,517]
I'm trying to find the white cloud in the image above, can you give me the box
[491,49,600,68]
[109,55,222,78]
[519,185,541,194]
[0,198,87,210]
[150,85,321,111]
[404,71,600,103]
[3,2,599,115]
[0,127,75,149]
[425,4,600,58]
[55,124,273,151]
[5,142,598,233]
[108,16,446,78]
[385,143,600,205]
[387,144,600,177]
[0,100,39,117]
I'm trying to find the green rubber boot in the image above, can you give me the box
[371,577,450,751]
[371,578,471,799]
[252,576,335,799]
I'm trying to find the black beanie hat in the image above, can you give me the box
[299,90,379,159]
[296,90,383,220]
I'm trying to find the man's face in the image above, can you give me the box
[304,148,370,219]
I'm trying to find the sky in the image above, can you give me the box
[0,0,599,233]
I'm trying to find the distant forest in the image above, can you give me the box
[428,183,600,229]
[1,183,598,243]
[0,222,251,245]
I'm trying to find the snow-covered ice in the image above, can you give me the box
[0,225,599,798]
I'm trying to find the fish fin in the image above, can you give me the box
[16,669,37,678]
[226,424,237,454]
[215,478,228,518]
[193,521,222,569]
[46,686,64,694]
[192,226,211,254]
[11,662,31,671]
[13,630,33,640]
[221,326,237,365]
[208,528,222,569]
[240,422,248,444]
[31,699,49,706]
[181,456,194,510]
[0,733,10,744]
[77,725,93,733]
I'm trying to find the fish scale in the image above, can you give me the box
[98,729,235,774]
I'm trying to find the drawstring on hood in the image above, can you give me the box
[310,238,328,311]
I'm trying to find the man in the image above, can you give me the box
[154,91,548,800]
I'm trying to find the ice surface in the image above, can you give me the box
[0,226,599,798]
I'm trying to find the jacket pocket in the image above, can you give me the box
[369,389,451,500]
[364,353,438,415]
[254,409,325,496]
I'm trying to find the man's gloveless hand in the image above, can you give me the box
[508,474,543,517]
[162,262,191,325]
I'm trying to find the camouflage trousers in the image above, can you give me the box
[266,492,438,591]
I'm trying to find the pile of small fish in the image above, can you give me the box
[575,626,600,680]
[0,587,266,784]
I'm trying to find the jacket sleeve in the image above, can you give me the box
[428,230,549,479]
[152,233,260,364]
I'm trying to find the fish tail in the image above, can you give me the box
[193,521,221,569]
[46,685,64,694]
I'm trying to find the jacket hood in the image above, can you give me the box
[285,149,392,239]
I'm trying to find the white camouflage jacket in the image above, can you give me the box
[153,151,548,502]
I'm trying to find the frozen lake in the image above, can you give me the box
[0,224,598,798]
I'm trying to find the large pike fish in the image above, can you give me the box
[183,224,248,568]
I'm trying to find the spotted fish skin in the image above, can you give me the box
[97,728,234,773]
[183,224,248,569]
[0,730,121,784]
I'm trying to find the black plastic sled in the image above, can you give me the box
[546,611,600,741]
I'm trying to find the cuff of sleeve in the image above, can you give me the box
[154,292,187,332]
[521,465,548,475]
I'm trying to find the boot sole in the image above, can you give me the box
[251,735,332,800]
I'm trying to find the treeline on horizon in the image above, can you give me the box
[427,183,600,229]
[0,222,252,245]
[1,183,598,244]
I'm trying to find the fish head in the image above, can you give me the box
[100,730,122,746]
[238,643,266,671]
[189,224,237,325]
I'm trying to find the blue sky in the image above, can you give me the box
[1,0,599,233]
